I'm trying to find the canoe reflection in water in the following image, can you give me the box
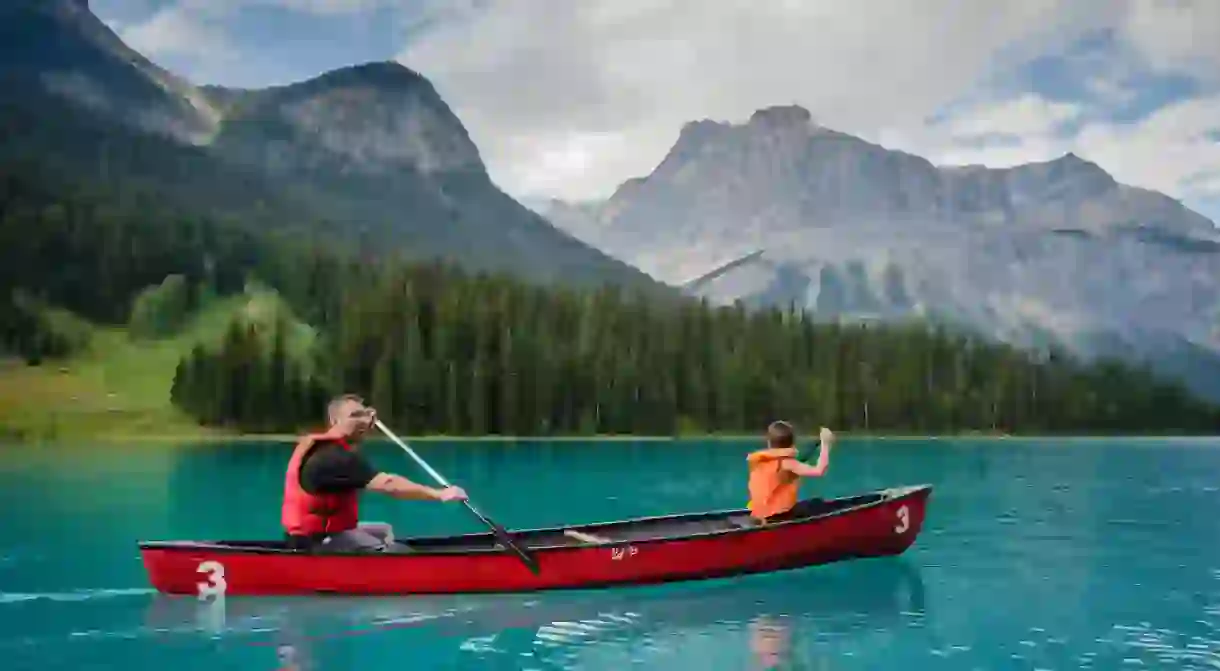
[145,557,925,668]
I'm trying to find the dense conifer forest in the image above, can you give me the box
[4,165,1219,436]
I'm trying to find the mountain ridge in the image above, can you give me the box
[0,0,220,141]
[0,0,664,293]
[540,103,1220,400]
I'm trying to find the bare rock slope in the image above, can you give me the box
[542,105,1220,399]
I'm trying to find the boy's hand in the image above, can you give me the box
[819,427,835,444]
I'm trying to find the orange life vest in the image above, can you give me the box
[746,447,800,521]
[281,431,360,536]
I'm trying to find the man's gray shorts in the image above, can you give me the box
[319,522,407,553]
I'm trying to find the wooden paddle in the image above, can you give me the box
[373,419,541,575]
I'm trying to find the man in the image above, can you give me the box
[282,394,468,552]
[746,421,834,523]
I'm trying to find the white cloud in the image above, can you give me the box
[868,95,1075,173]
[105,0,391,88]
[1118,0,1220,82]
[251,0,390,15]
[395,0,1220,216]
[868,91,1220,223]
[118,1,233,62]
[1074,95,1220,201]
[944,95,1083,141]
[108,0,385,68]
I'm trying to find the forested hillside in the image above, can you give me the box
[4,164,1218,437]
[173,263,1220,436]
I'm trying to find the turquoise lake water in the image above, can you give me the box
[1,436,1219,669]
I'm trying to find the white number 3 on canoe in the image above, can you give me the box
[894,505,910,534]
[196,560,227,599]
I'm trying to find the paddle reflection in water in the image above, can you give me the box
[144,558,925,668]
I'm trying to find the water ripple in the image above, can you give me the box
[0,588,153,604]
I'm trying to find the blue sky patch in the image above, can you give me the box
[93,0,413,87]
[1012,31,1199,125]
[221,4,404,87]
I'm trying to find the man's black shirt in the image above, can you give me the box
[298,442,378,494]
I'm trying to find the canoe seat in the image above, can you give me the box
[563,529,613,545]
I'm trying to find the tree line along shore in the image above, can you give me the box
[3,164,1220,440]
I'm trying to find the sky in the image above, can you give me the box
[92,0,1220,224]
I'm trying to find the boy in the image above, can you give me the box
[746,421,834,523]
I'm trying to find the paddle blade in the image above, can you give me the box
[494,527,541,575]
[466,503,540,574]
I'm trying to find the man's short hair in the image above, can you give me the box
[327,394,364,424]
[766,420,795,448]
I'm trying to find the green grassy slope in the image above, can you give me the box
[0,287,314,441]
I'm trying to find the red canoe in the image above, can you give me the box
[139,484,931,597]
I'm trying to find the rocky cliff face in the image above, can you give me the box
[209,63,484,178]
[0,0,662,292]
[542,105,1220,398]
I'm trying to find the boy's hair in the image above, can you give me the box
[766,420,795,448]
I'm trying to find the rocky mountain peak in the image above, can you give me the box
[1036,151,1109,176]
[213,60,484,176]
[541,104,1220,403]
[672,104,818,148]
[676,118,729,141]
[1048,151,1114,184]
[276,61,431,94]
[747,104,814,128]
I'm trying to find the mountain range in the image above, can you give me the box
[0,0,661,292]
[5,0,1219,402]
[541,105,1220,400]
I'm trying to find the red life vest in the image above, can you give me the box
[281,431,360,536]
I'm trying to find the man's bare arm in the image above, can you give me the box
[365,473,446,500]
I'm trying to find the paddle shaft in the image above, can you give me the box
[373,419,541,574]
[374,419,454,487]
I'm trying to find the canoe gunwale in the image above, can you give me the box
[137,484,932,557]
